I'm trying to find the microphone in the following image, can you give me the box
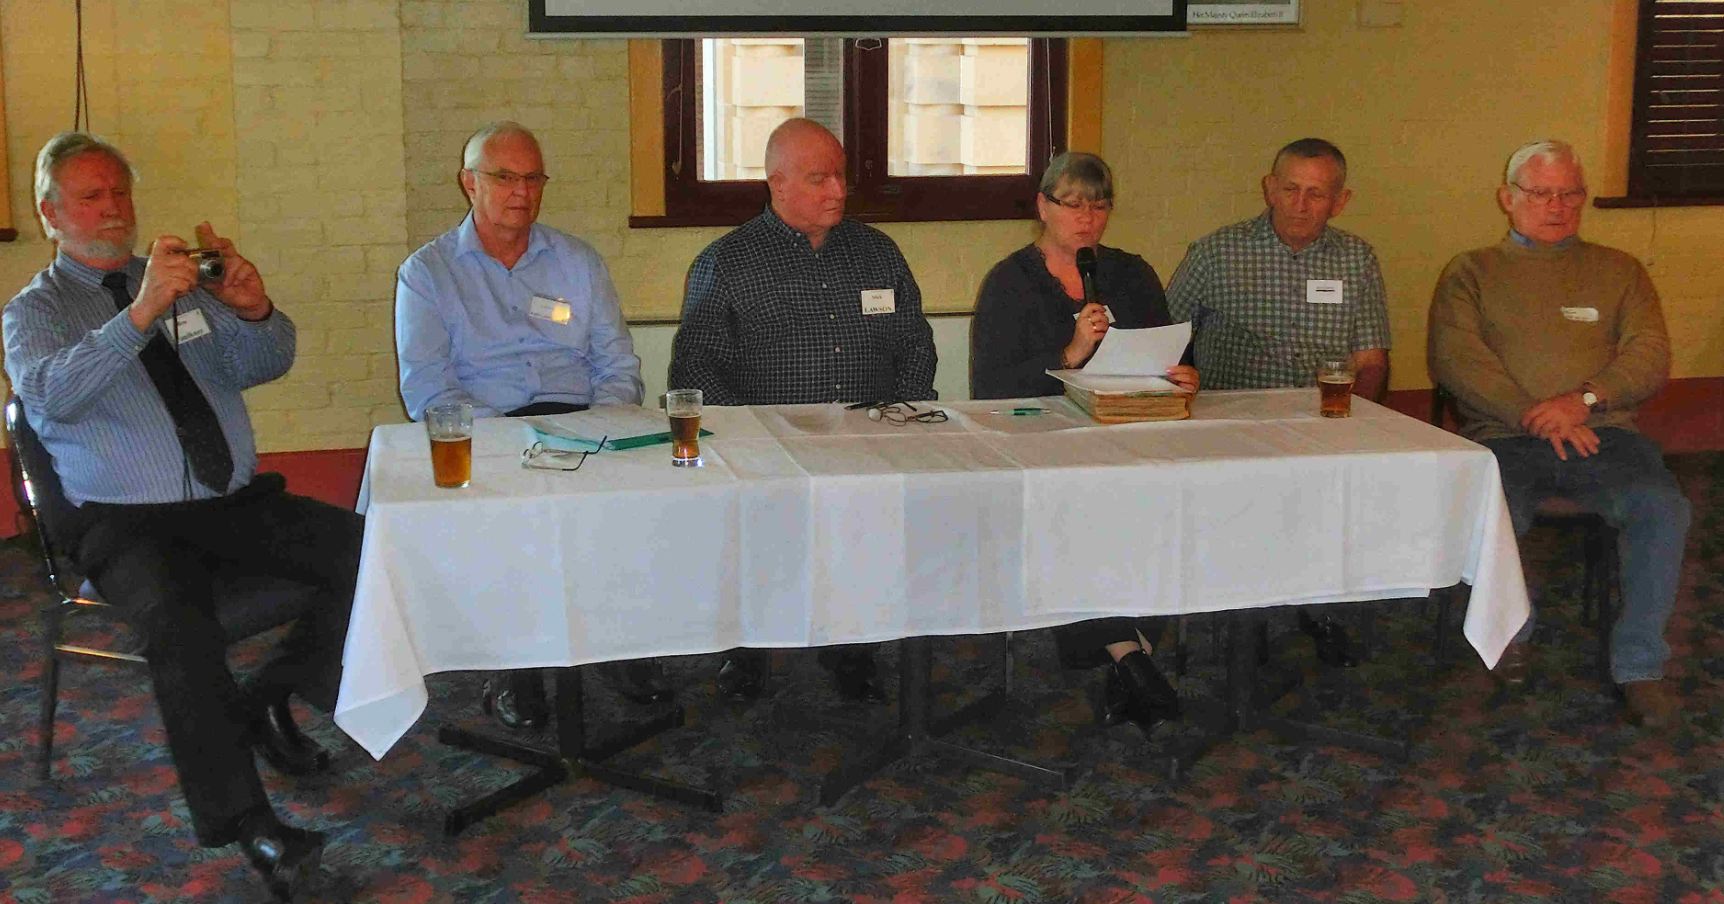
[1075,246,1099,306]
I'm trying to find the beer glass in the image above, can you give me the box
[1317,358,1356,419]
[426,402,474,488]
[666,388,703,468]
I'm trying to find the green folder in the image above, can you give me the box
[602,428,713,451]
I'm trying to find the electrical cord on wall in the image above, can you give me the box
[72,0,90,130]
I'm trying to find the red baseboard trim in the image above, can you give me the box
[2,378,1720,540]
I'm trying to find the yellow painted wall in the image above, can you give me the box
[1,0,1720,453]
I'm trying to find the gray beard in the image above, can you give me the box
[64,229,137,263]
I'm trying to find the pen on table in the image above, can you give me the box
[989,407,1047,416]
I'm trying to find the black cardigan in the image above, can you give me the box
[970,243,1176,400]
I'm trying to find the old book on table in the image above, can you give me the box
[1046,321,1194,423]
[1045,370,1191,422]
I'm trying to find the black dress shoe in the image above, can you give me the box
[715,655,764,702]
[610,659,676,705]
[253,698,331,776]
[481,675,547,732]
[1298,611,1360,668]
[237,809,324,902]
[830,653,888,705]
[1100,650,1181,734]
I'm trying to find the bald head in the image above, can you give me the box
[764,118,848,248]
[764,118,841,178]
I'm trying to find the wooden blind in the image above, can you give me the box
[1630,0,1724,197]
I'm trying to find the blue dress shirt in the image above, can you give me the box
[3,252,295,506]
[395,214,644,420]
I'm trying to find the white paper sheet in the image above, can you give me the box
[1079,321,1192,376]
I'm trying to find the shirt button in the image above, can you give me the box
[829,314,836,320]
[821,283,827,289]
[833,346,841,353]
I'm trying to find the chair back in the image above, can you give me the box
[1429,384,1460,432]
[5,396,85,593]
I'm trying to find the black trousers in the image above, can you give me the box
[1054,616,1167,670]
[68,475,364,847]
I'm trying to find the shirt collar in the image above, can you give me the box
[1251,209,1333,255]
[1508,228,1579,250]
[761,204,832,249]
[455,211,549,265]
[53,248,142,289]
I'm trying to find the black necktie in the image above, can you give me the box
[102,272,234,493]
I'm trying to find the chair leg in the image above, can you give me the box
[1002,631,1015,695]
[38,636,62,781]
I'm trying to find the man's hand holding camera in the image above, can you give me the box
[130,222,272,333]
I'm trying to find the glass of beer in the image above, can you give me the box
[666,389,703,468]
[426,402,474,488]
[1318,358,1356,418]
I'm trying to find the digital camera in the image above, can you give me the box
[185,248,225,283]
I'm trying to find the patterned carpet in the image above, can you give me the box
[2,453,1722,903]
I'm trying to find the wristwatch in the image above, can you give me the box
[1580,386,1600,409]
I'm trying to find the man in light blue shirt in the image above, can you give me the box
[394,122,657,728]
[5,131,362,900]
[395,121,643,420]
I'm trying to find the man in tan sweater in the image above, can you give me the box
[1429,139,1690,727]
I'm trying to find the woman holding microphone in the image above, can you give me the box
[970,151,1197,736]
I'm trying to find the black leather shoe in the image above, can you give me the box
[237,809,324,902]
[253,698,331,777]
[1100,650,1181,733]
[715,655,764,702]
[1298,611,1360,669]
[830,653,888,705]
[481,674,547,732]
[611,659,676,705]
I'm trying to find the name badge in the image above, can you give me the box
[167,309,212,345]
[1306,279,1344,304]
[529,294,572,325]
[1561,306,1599,323]
[861,288,896,315]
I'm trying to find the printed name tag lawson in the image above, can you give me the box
[1306,279,1344,304]
[861,288,896,315]
[167,309,212,345]
[529,294,572,325]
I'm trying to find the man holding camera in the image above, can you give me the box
[4,131,363,901]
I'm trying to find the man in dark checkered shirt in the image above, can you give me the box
[670,118,937,704]
[1166,137,1391,671]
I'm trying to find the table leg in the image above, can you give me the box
[439,664,722,837]
[817,636,1070,808]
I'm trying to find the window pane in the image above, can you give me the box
[698,38,843,182]
[887,38,1030,177]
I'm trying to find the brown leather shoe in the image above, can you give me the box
[1493,642,1530,687]
[1621,680,1679,728]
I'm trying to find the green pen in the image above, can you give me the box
[990,407,1047,416]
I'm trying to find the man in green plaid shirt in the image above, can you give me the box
[1166,138,1391,669]
[1166,138,1390,399]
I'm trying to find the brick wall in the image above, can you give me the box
[228,1,409,451]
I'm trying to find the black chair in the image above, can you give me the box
[5,397,326,780]
[1428,386,1618,678]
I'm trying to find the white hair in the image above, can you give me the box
[461,121,538,171]
[34,131,135,240]
[1504,139,1583,185]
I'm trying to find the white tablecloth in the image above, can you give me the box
[334,390,1529,759]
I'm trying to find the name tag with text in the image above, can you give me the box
[861,288,896,315]
[167,309,212,345]
[1306,279,1344,304]
[529,294,572,325]
[1561,306,1599,323]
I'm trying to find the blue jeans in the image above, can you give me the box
[1483,429,1690,684]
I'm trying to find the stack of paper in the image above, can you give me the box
[1046,322,1193,423]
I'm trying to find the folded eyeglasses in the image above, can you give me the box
[521,437,605,471]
